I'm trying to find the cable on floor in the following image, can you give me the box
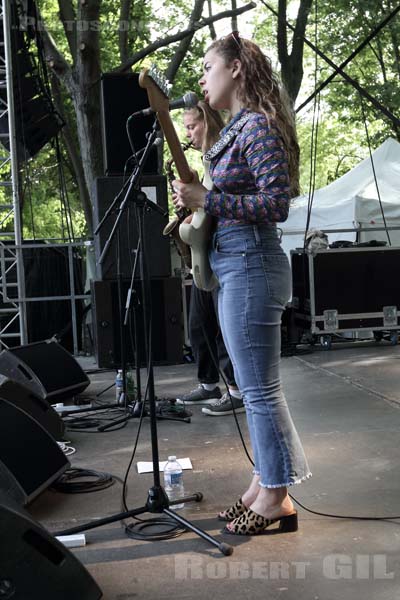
[51,468,116,494]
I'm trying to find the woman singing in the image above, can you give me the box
[173,33,311,536]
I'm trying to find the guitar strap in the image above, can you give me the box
[203,112,252,162]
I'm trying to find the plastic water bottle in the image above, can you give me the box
[115,370,124,402]
[163,456,184,509]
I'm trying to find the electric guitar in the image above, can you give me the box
[139,66,218,292]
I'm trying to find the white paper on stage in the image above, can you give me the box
[137,457,193,474]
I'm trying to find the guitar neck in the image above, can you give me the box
[156,112,193,184]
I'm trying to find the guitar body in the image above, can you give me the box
[179,210,218,291]
[139,67,217,291]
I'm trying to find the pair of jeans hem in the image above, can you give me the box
[258,472,313,489]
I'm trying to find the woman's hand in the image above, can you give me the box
[172,169,207,211]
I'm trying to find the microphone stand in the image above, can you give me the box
[95,121,187,429]
[54,118,233,556]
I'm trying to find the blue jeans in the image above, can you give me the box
[210,223,311,488]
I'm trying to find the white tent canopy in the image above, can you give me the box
[281,137,400,258]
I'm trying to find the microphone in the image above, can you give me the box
[129,92,199,118]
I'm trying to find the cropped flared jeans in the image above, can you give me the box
[210,223,311,488]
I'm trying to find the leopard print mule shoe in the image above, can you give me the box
[223,508,298,535]
[217,498,247,521]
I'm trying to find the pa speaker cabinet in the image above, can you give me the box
[0,504,103,599]
[91,278,183,368]
[93,175,171,280]
[0,460,26,506]
[101,71,160,175]
[291,247,400,334]
[0,399,69,504]
[0,375,64,440]
[0,340,90,403]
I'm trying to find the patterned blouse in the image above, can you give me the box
[204,108,290,229]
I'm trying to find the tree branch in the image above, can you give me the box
[38,22,74,84]
[57,0,77,62]
[50,75,93,231]
[291,0,312,59]
[114,2,256,73]
[166,0,205,84]
[207,0,217,40]
[119,0,131,63]
[231,0,238,32]
[277,0,289,66]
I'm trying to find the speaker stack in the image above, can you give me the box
[0,339,91,504]
[91,73,183,367]
[0,340,103,597]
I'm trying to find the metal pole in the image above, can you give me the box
[68,244,79,355]
[3,0,28,344]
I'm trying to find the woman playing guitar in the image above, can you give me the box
[173,33,311,536]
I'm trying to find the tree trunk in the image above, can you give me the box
[277,0,313,103]
[71,1,103,235]
[51,76,92,230]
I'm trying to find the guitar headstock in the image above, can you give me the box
[139,65,172,114]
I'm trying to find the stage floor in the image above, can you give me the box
[29,341,400,600]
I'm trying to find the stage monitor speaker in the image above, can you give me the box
[0,399,69,504]
[101,72,160,175]
[93,175,171,280]
[0,340,90,403]
[0,503,103,599]
[91,277,183,368]
[0,460,26,506]
[0,375,65,440]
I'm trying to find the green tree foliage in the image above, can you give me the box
[15,0,398,237]
[297,0,400,191]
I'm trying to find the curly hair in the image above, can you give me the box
[184,100,225,154]
[207,34,300,197]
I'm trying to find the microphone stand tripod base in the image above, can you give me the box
[54,485,233,556]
